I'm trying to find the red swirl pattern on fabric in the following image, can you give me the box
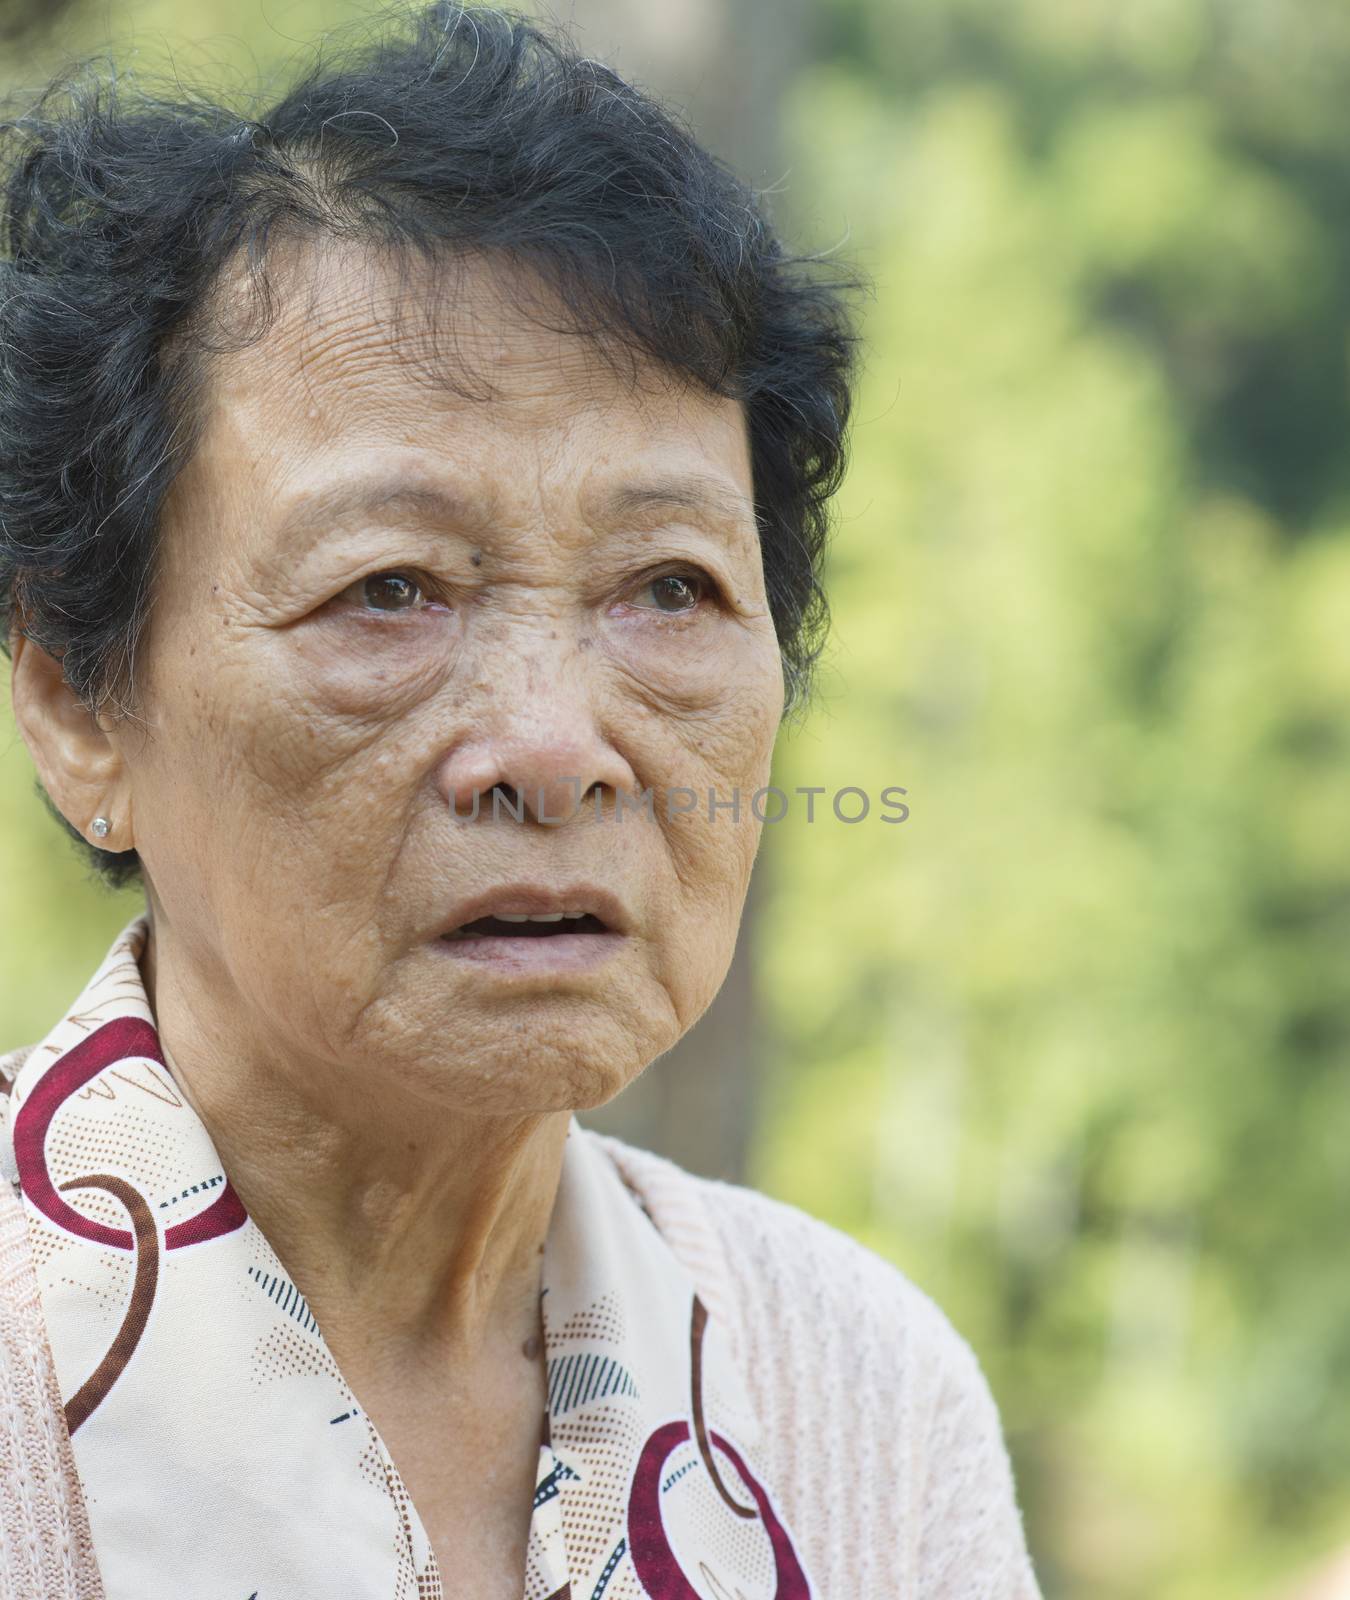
[57,1172,159,1435]
[627,1418,812,1599]
[12,1017,246,1250]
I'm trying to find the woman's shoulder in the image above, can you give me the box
[587,1125,982,1392]
[584,1125,1044,1598]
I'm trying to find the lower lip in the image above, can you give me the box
[433,930,626,974]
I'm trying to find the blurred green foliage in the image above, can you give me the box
[753,3,1350,1597]
[2,1,1349,1596]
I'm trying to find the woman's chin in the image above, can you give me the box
[354,1011,663,1120]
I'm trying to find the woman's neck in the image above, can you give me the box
[138,912,571,1373]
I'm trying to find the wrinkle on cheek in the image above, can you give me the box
[246,707,427,833]
[187,652,431,932]
[595,620,752,724]
[603,641,782,766]
[662,796,763,913]
[292,618,465,721]
[191,661,383,805]
[609,632,779,939]
[295,913,389,1057]
[598,603,782,717]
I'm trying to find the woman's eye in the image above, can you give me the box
[634,571,709,613]
[339,571,428,612]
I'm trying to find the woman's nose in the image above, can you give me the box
[432,665,639,826]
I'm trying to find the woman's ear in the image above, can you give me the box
[10,633,133,853]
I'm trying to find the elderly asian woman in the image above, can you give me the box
[0,6,1042,1598]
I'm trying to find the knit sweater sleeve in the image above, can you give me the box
[591,1133,1043,1600]
[911,1302,1043,1599]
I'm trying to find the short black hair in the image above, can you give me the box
[0,1,865,890]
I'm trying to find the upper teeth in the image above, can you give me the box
[494,912,587,922]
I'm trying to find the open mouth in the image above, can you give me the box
[433,887,628,969]
[443,912,611,940]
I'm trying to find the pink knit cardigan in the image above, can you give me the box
[0,1041,1043,1599]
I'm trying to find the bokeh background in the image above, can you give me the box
[3,2,1349,1596]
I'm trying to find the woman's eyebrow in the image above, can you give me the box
[590,472,755,530]
[271,468,755,550]
[272,478,485,548]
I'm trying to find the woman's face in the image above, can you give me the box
[117,239,784,1115]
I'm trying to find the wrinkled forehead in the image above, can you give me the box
[156,234,755,569]
[197,233,718,440]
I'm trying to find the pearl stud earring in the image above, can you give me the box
[91,816,111,840]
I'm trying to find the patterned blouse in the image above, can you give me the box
[1,916,813,1599]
